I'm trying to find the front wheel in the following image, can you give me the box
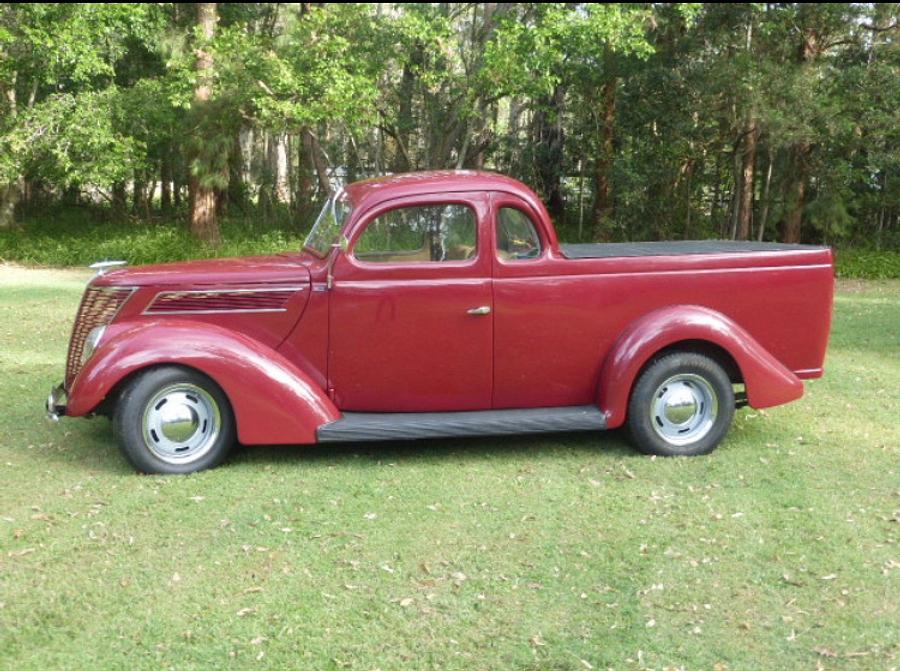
[113,366,235,474]
[626,352,735,457]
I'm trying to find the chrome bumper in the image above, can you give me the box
[46,384,67,422]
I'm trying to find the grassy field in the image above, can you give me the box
[0,265,898,670]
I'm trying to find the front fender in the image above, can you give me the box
[67,319,339,445]
[598,305,803,428]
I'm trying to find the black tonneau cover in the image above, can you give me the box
[560,240,825,259]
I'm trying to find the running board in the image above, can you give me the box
[317,405,607,443]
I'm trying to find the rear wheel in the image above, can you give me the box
[113,366,235,474]
[626,352,735,457]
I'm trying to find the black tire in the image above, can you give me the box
[113,366,235,474]
[626,352,735,457]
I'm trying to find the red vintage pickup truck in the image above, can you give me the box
[47,171,834,474]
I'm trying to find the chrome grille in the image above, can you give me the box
[65,286,134,389]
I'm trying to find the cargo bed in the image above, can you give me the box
[560,240,826,259]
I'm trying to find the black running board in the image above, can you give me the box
[317,405,607,443]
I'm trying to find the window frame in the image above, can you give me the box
[495,205,544,262]
[348,194,483,270]
[490,197,548,267]
[353,202,478,265]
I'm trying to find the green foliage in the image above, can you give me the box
[0,206,306,266]
[0,3,169,187]
[3,88,144,186]
[835,249,900,280]
[485,3,654,97]
[0,3,166,86]
[0,3,897,246]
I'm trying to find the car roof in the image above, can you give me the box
[342,170,546,215]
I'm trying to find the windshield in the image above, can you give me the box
[303,190,351,257]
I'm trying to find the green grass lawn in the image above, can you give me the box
[1,266,898,670]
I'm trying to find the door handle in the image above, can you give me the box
[467,306,491,315]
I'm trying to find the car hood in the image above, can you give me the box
[91,253,311,288]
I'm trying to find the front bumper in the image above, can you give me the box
[46,384,67,421]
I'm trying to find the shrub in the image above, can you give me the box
[0,206,308,267]
[835,249,900,280]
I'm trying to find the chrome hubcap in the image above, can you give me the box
[142,384,220,464]
[650,374,718,446]
[159,402,200,443]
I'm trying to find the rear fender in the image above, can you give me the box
[67,319,339,444]
[598,305,803,428]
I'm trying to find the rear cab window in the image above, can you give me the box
[496,207,542,261]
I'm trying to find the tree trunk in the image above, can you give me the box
[306,128,333,197]
[757,146,773,241]
[736,118,757,240]
[0,176,23,227]
[783,143,809,243]
[112,181,127,214]
[729,139,743,239]
[390,47,422,173]
[591,78,617,241]
[0,179,23,228]
[0,74,20,228]
[189,2,221,245]
[133,172,147,216]
[533,85,565,221]
[503,97,523,172]
[274,133,290,203]
[682,160,694,240]
[224,132,244,212]
[782,17,820,245]
[295,130,317,219]
[160,159,172,211]
[710,153,722,236]
[173,172,182,209]
[147,178,157,214]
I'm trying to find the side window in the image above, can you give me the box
[496,207,542,260]
[355,204,477,263]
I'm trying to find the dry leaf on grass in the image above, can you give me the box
[814,647,838,658]
[8,547,34,557]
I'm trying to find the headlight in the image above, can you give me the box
[80,325,107,366]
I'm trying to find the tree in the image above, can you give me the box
[485,3,654,237]
[188,2,221,244]
[0,3,163,225]
[0,3,896,248]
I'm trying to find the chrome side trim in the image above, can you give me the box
[144,308,291,315]
[147,287,306,294]
[142,286,305,315]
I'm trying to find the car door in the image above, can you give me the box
[328,192,493,412]
[490,193,600,408]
